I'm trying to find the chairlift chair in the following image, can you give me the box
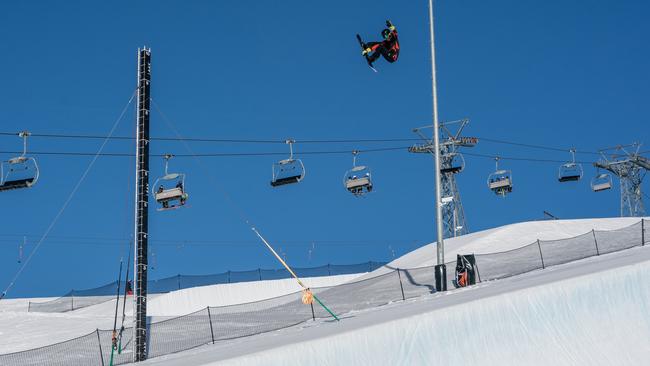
[0,131,39,192]
[343,151,373,196]
[591,172,612,192]
[153,154,188,211]
[558,149,583,182]
[271,140,305,187]
[487,157,513,197]
[440,152,465,175]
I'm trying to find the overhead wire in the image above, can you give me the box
[3,129,644,165]
[0,146,621,165]
[463,151,595,165]
[0,131,420,144]
[0,91,136,300]
[0,129,623,156]
[477,137,602,156]
[0,146,409,158]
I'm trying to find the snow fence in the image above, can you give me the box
[26,261,386,313]
[2,219,647,365]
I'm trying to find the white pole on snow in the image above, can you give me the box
[427,0,447,290]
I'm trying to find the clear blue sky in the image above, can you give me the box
[0,0,648,298]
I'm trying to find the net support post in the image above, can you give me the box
[207,306,215,344]
[536,239,545,269]
[592,229,600,256]
[397,269,406,301]
[642,219,645,246]
[96,329,105,366]
[434,264,447,292]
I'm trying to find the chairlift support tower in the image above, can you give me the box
[409,119,477,239]
[593,144,648,217]
[133,47,151,362]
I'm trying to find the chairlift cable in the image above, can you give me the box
[463,151,594,164]
[0,129,616,156]
[0,131,420,144]
[0,146,409,157]
[477,137,602,156]
[0,91,136,300]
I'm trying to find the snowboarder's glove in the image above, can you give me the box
[386,20,395,31]
[362,48,372,56]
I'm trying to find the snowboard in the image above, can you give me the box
[356,34,378,73]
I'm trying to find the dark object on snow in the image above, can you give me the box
[454,254,477,288]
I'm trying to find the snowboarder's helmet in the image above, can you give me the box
[381,29,391,39]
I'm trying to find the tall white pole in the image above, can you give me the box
[428,0,445,267]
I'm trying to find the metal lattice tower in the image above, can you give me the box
[409,119,478,239]
[594,143,649,217]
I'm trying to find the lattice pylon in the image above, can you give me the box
[410,119,475,239]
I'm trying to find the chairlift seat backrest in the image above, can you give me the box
[155,187,184,202]
[591,173,612,192]
[489,177,512,189]
[270,176,302,187]
[592,182,612,192]
[558,174,581,182]
[0,178,36,192]
[346,176,371,189]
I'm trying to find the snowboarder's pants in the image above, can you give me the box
[366,42,397,63]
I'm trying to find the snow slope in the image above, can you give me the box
[143,243,650,366]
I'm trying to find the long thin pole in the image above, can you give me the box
[133,47,151,362]
[428,0,445,265]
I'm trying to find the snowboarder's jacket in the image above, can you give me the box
[368,27,399,63]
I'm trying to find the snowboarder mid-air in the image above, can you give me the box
[357,20,399,69]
